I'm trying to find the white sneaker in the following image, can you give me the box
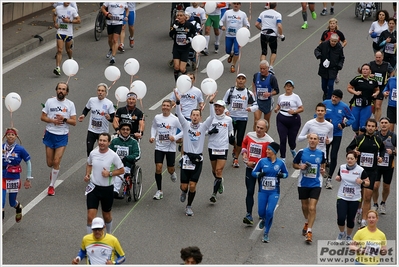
[153,190,163,200]
[170,172,177,183]
[379,203,386,214]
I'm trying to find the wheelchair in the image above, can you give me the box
[355,2,382,22]
[114,161,143,202]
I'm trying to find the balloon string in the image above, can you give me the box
[10,111,14,128]
[130,75,133,86]
[195,53,199,79]
[116,100,120,109]
[139,99,144,110]
[66,76,71,84]
[202,95,209,111]
[248,3,252,22]
[108,80,117,91]
[237,47,242,75]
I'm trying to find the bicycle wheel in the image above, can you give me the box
[94,12,103,41]
[361,9,366,22]
[132,165,143,201]
[125,175,133,203]
[355,4,359,17]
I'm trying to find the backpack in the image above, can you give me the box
[225,87,254,105]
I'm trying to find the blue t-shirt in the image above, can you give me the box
[2,143,30,179]
[293,147,325,188]
[252,157,288,194]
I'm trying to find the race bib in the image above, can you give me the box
[304,164,317,178]
[231,101,244,110]
[158,133,170,142]
[391,88,397,101]
[91,118,103,129]
[342,185,355,198]
[355,98,363,107]
[227,27,236,35]
[374,72,383,85]
[318,134,326,144]
[257,89,268,100]
[364,242,381,256]
[6,179,20,193]
[212,149,225,155]
[176,34,186,45]
[384,43,395,54]
[261,177,276,190]
[85,182,95,196]
[116,146,129,158]
[377,153,389,167]
[249,143,262,158]
[182,155,195,170]
[360,152,374,168]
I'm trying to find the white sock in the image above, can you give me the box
[50,168,59,187]
[215,35,220,45]
[307,227,312,232]
[106,221,112,233]
[204,35,210,49]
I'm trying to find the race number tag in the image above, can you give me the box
[212,149,225,155]
[377,153,389,167]
[305,164,317,178]
[249,143,262,158]
[227,27,236,35]
[343,185,355,198]
[85,182,95,196]
[261,177,276,190]
[116,146,129,158]
[384,43,395,54]
[391,88,397,101]
[359,152,374,168]
[91,118,103,129]
[182,155,195,170]
[6,179,19,193]
[176,34,186,45]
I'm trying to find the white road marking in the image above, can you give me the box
[148,93,173,110]
[288,7,303,17]
[249,204,279,240]
[291,169,300,178]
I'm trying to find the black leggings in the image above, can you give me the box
[86,131,100,157]
[326,136,342,177]
[336,198,359,229]
[233,120,248,147]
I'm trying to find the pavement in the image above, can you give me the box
[2,2,100,64]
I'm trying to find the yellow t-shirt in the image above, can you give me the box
[353,227,387,265]
[81,233,125,265]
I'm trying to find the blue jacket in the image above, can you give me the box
[383,77,397,108]
[323,99,355,137]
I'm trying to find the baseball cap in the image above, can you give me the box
[91,217,105,229]
[236,73,246,79]
[214,100,226,107]
[285,80,294,87]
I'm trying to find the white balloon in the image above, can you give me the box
[124,58,140,76]
[191,35,206,53]
[201,78,217,95]
[115,86,130,102]
[62,59,79,76]
[130,80,147,99]
[176,75,192,94]
[4,92,22,112]
[204,2,216,14]
[206,59,224,80]
[104,66,121,82]
[236,27,251,47]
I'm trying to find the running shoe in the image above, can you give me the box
[335,73,340,84]
[337,232,346,240]
[302,222,308,236]
[371,204,378,211]
[325,178,333,189]
[185,206,194,216]
[53,67,61,76]
[48,186,55,196]
[281,158,286,163]
[218,178,224,194]
[243,213,254,225]
[118,43,125,52]
[201,49,209,56]
[214,44,219,53]
[346,235,352,241]
[15,203,23,223]
[233,158,239,168]
[153,190,163,200]
[106,49,112,58]
[359,221,367,229]
[170,172,177,183]
[227,54,233,63]
[129,37,135,48]
[259,218,265,229]
[330,8,334,15]
[379,203,386,214]
[356,210,362,224]
[320,9,327,16]
[290,149,297,158]
[301,22,308,29]
[180,191,187,202]
[230,65,236,73]
[268,66,275,75]
[306,231,313,243]
[110,57,115,65]
[311,11,317,20]
[210,193,217,203]
[262,233,270,243]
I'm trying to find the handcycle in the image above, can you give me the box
[94,3,107,41]
[114,161,143,202]
[355,2,382,22]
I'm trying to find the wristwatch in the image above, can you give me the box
[63,118,67,123]
[109,171,113,177]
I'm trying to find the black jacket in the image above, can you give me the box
[314,41,345,80]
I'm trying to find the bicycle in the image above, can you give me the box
[115,161,143,202]
[94,3,107,41]
[355,2,382,22]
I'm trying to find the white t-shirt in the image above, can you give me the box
[208,114,233,150]
[257,9,282,36]
[220,9,250,37]
[88,148,124,186]
[84,97,115,134]
[42,97,77,135]
[297,118,334,155]
[222,87,258,119]
[151,113,183,152]
[170,87,204,119]
[53,2,78,12]
[127,2,135,12]
[185,6,207,23]
[369,21,388,43]
[277,93,303,117]
[54,5,79,36]
[104,2,128,25]
[337,164,365,201]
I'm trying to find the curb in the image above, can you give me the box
[3,12,97,64]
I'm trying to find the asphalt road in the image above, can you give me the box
[2,2,397,265]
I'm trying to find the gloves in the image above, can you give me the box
[187,37,193,43]
[323,59,330,68]
[279,34,285,41]
[257,171,265,178]
[229,135,235,145]
[173,21,179,29]
[208,126,219,135]
[277,172,287,178]
[339,122,346,129]
[370,32,378,38]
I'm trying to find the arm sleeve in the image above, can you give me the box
[81,107,90,117]
[297,123,309,142]
[346,137,358,152]
[150,117,157,139]
[25,160,32,178]
[77,248,87,262]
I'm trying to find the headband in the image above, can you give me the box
[5,129,17,135]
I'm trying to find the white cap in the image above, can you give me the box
[236,73,246,79]
[214,100,226,107]
[91,217,105,229]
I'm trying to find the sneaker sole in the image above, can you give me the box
[153,196,163,200]
[210,196,217,203]
[15,205,23,223]
[262,239,270,243]
[243,218,254,225]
